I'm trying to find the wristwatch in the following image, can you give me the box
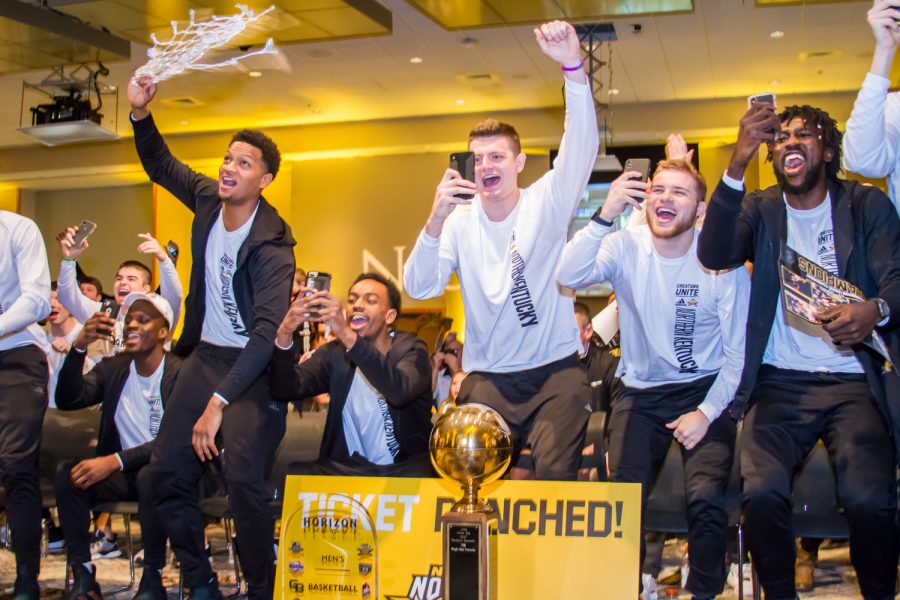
[873,297,890,322]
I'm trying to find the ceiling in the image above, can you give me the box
[0,0,875,151]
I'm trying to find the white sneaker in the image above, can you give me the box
[726,562,752,596]
[641,573,659,600]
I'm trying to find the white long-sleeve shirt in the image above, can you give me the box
[0,211,51,354]
[404,79,599,373]
[558,222,750,421]
[57,255,183,331]
[844,72,900,213]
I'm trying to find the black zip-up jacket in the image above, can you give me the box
[132,114,296,402]
[269,331,433,462]
[56,349,181,471]
[698,177,900,425]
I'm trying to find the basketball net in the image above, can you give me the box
[133,4,277,84]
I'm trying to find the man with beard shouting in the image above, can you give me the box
[698,103,900,600]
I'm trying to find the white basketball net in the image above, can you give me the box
[133,4,276,84]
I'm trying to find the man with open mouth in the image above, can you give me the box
[559,158,750,600]
[404,19,597,481]
[270,272,433,476]
[699,102,900,600]
[127,74,296,600]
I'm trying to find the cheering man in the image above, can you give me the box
[698,103,900,600]
[404,20,598,480]
[270,273,433,474]
[128,77,296,600]
[559,159,750,600]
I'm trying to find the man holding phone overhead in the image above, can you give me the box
[404,20,598,480]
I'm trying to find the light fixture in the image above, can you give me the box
[180,120,189,125]
[608,88,620,95]
[593,154,623,171]
[769,79,781,86]
[770,30,785,39]
[410,57,423,64]
[461,36,477,48]
[248,70,262,78]
[455,98,465,105]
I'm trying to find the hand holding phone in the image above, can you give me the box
[97,298,120,337]
[450,152,476,200]
[747,92,776,109]
[304,271,332,319]
[73,220,97,247]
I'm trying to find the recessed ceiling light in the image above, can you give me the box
[770,30,785,39]
[769,79,781,86]
[248,71,262,78]
[455,98,465,105]
[461,36,477,48]
[180,120,189,125]
[410,57,423,64]
[609,88,620,95]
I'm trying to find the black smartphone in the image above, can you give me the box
[747,92,776,109]
[72,220,97,247]
[304,271,332,319]
[450,152,475,200]
[624,158,652,182]
[165,240,179,262]
[98,298,120,336]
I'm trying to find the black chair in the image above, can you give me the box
[89,500,139,594]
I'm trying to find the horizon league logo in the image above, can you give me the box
[386,564,443,600]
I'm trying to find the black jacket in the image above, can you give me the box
[132,114,296,402]
[56,350,181,471]
[269,331,433,462]
[582,340,620,414]
[698,178,900,422]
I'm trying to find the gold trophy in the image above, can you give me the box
[430,404,513,600]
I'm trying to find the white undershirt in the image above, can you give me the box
[763,193,863,373]
[342,370,399,465]
[115,357,165,451]
[559,223,750,421]
[201,206,258,348]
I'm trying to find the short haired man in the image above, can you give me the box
[844,0,900,211]
[128,77,295,599]
[404,20,598,480]
[57,232,182,352]
[559,159,750,600]
[0,210,51,600]
[79,276,103,302]
[698,103,900,600]
[270,273,433,475]
[574,301,619,414]
[45,282,100,407]
[55,293,178,600]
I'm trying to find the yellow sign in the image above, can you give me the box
[276,476,641,599]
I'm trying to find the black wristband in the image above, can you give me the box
[591,211,614,227]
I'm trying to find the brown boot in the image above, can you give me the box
[795,541,817,591]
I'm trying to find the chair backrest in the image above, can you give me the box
[791,441,848,539]
[267,410,327,499]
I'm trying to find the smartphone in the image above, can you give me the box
[98,298,120,336]
[304,271,332,319]
[72,220,97,247]
[623,158,652,183]
[747,92,776,109]
[165,240,179,262]
[450,152,475,200]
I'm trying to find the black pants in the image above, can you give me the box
[607,375,736,599]
[458,353,591,480]
[0,345,48,575]
[54,461,166,569]
[149,343,286,599]
[289,453,436,478]
[741,366,898,600]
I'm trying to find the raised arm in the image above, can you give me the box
[403,218,459,300]
[844,2,900,183]
[55,314,115,410]
[531,21,599,223]
[128,77,218,212]
[137,233,183,330]
[56,226,101,323]
[0,216,50,336]
[558,171,644,289]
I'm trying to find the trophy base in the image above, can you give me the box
[442,511,498,600]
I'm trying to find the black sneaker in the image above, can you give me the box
[132,568,166,600]
[11,570,40,600]
[64,563,103,600]
[188,580,224,600]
